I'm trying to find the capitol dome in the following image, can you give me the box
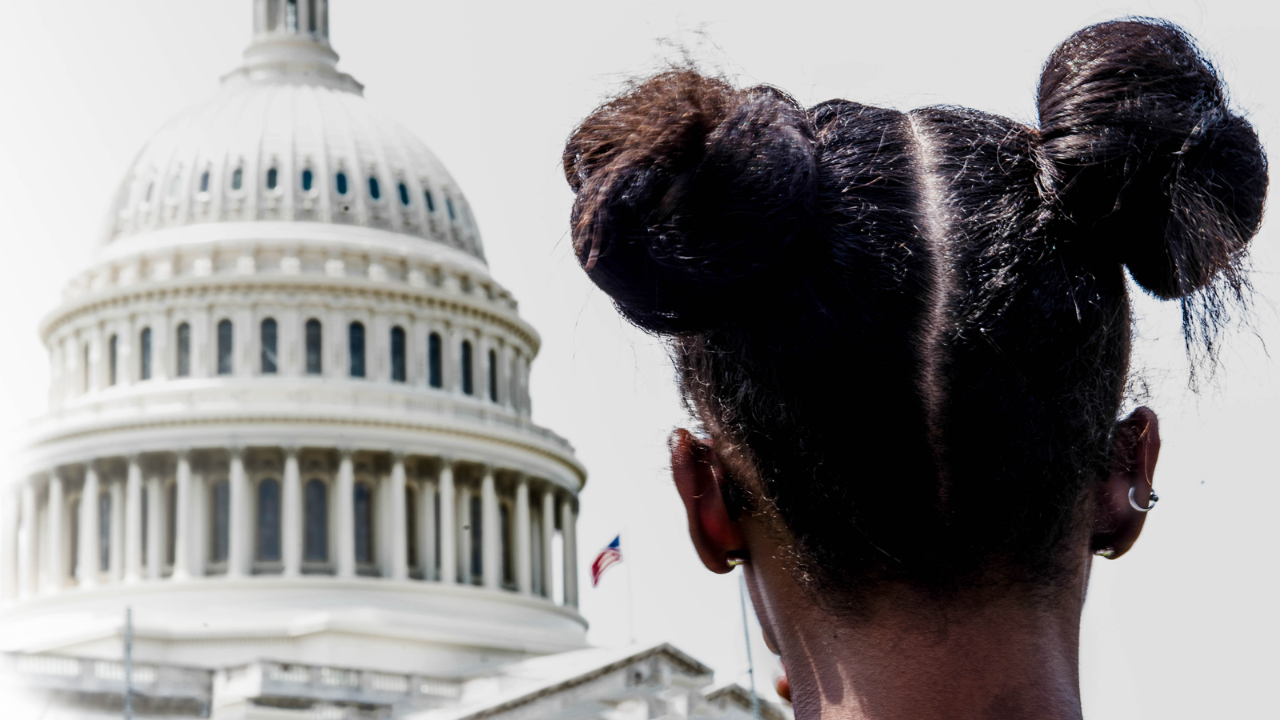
[104,25,486,263]
[0,0,587,691]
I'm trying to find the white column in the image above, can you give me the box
[561,495,578,608]
[540,489,555,599]
[1,488,19,600]
[172,450,192,580]
[457,483,472,585]
[390,454,408,581]
[145,475,162,581]
[282,448,301,578]
[227,448,248,578]
[124,456,143,583]
[336,449,355,578]
[437,461,455,585]
[109,478,124,583]
[515,477,531,594]
[46,472,65,592]
[480,469,498,590]
[17,481,36,599]
[79,465,100,587]
[419,479,437,581]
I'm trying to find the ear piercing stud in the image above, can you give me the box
[726,552,748,568]
[1129,486,1159,513]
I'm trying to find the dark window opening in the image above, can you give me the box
[470,494,482,584]
[176,323,191,377]
[108,335,118,386]
[217,319,233,375]
[305,319,322,374]
[487,349,498,403]
[266,167,279,190]
[406,486,418,568]
[98,492,111,572]
[446,196,457,221]
[139,327,152,380]
[390,326,406,382]
[460,340,473,396]
[231,168,243,191]
[501,503,514,588]
[304,479,327,562]
[335,172,348,195]
[261,318,278,374]
[423,190,436,213]
[199,171,210,193]
[398,182,410,206]
[301,168,314,192]
[368,176,381,200]
[258,479,281,561]
[428,332,442,388]
[348,322,365,378]
[354,482,373,565]
[212,480,229,563]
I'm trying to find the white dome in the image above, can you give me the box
[103,17,485,263]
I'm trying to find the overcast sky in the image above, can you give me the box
[0,1,1276,717]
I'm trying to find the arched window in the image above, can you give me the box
[165,483,177,566]
[98,491,111,572]
[469,494,482,584]
[301,168,314,193]
[108,334,118,386]
[500,502,514,588]
[304,479,327,562]
[231,168,243,191]
[258,479,281,562]
[428,332,443,388]
[69,497,80,580]
[266,167,279,191]
[446,196,457,222]
[405,485,418,569]
[348,322,365,378]
[199,171,210,194]
[335,171,349,195]
[139,327,152,381]
[217,319,233,375]
[423,190,436,213]
[176,323,191,377]
[211,480,229,563]
[305,319,322,374]
[531,511,543,597]
[390,326,406,382]
[368,176,381,200]
[261,318,278,374]
[354,482,374,565]
[398,182,410,206]
[460,340,474,396]
[487,349,498,403]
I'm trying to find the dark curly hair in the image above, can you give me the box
[562,20,1267,599]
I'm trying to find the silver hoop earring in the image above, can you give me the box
[1129,486,1159,513]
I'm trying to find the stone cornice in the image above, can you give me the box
[40,273,541,353]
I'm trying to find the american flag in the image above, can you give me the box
[590,535,622,587]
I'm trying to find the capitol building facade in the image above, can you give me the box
[0,3,777,719]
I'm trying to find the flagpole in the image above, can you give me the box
[739,573,761,720]
[624,527,636,646]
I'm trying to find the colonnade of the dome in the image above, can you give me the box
[0,448,578,607]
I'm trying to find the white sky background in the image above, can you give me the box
[0,1,1275,716]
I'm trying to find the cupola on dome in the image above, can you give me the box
[103,0,485,262]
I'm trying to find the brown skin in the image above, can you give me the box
[670,407,1160,720]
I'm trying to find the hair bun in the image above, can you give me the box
[563,70,818,332]
[1038,19,1268,299]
